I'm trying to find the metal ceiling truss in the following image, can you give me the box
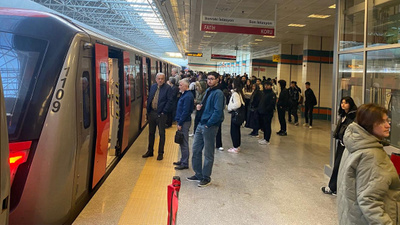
[32,0,178,56]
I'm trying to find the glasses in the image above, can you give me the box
[379,118,391,125]
[207,78,216,81]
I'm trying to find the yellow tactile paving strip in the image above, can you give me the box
[118,126,179,225]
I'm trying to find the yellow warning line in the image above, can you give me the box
[118,126,179,225]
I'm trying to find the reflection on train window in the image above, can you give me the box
[126,73,129,106]
[82,72,91,128]
[0,32,47,135]
[366,48,400,148]
[338,53,364,107]
[100,62,107,121]
[130,75,135,102]
[136,72,142,99]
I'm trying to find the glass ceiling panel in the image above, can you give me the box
[32,0,179,57]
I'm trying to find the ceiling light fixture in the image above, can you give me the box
[329,4,336,9]
[166,52,183,58]
[206,31,217,34]
[204,35,212,38]
[308,14,331,19]
[255,39,263,42]
[263,36,275,38]
[288,23,306,27]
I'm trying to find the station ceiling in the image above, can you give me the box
[27,0,336,62]
[156,0,336,58]
[32,0,180,59]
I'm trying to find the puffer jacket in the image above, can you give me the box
[337,122,400,225]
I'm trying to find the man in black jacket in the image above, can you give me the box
[304,82,317,129]
[142,73,173,160]
[276,80,289,136]
[258,81,276,144]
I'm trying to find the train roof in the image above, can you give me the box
[0,7,180,67]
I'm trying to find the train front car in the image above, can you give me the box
[0,8,86,224]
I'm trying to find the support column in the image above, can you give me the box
[302,35,334,120]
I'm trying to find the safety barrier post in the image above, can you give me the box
[167,176,181,225]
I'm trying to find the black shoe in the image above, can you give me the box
[321,186,336,196]
[276,130,283,134]
[198,179,211,187]
[278,131,287,136]
[175,165,188,170]
[157,155,163,160]
[173,161,181,165]
[186,175,201,182]
[142,152,154,158]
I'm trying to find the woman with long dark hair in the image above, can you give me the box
[337,104,398,224]
[322,96,357,195]
[227,78,245,153]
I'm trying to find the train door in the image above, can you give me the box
[140,56,147,128]
[107,58,120,166]
[121,51,131,152]
[0,75,10,224]
[92,43,110,189]
[74,41,94,203]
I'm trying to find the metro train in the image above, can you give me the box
[0,8,179,224]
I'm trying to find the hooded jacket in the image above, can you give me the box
[337,122,400,225]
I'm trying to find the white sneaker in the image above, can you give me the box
[309,126,312,129]
[228,148,240,153]
[218,147,224,151]
[189,133,194,137]
[258,139,269,145]
[303,123,308,127]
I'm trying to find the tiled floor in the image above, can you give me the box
[73,111,338,225]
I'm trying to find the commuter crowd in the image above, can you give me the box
[141,69,400,224]
[142,70,317,185]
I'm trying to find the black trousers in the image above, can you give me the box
[288,103,298,123]
[147,111,167,155]
[216,124,222,148]
[230,118,241,148]
[277,107,287,132]
[263,113,273,141]
[328,143,345,193]
[304,105,314,126]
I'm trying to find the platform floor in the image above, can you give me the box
[73,111,338,225]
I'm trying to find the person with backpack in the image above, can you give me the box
[303,82,317,129]
[288,81,301,126]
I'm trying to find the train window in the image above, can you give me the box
[0,32,47,135]
[81,72,90,128]
[100,62,107,121]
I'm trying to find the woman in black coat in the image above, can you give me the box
[322,96,357,195]
[246,83,263,136]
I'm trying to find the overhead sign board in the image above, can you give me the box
[211,54,236,61]
[185,52,203,57]
[201,23,274,36]
[202,16,274,27]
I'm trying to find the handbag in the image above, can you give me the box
[232,104,245,126]
[174,130,184,144]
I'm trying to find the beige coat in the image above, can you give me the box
[337,122,400,224]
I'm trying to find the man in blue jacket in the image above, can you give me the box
[173,78,194,170]
[142,73,173,160]
[187,72,224,187]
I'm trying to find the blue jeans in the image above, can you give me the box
[192,124,219,182]
[179,121,191,166]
